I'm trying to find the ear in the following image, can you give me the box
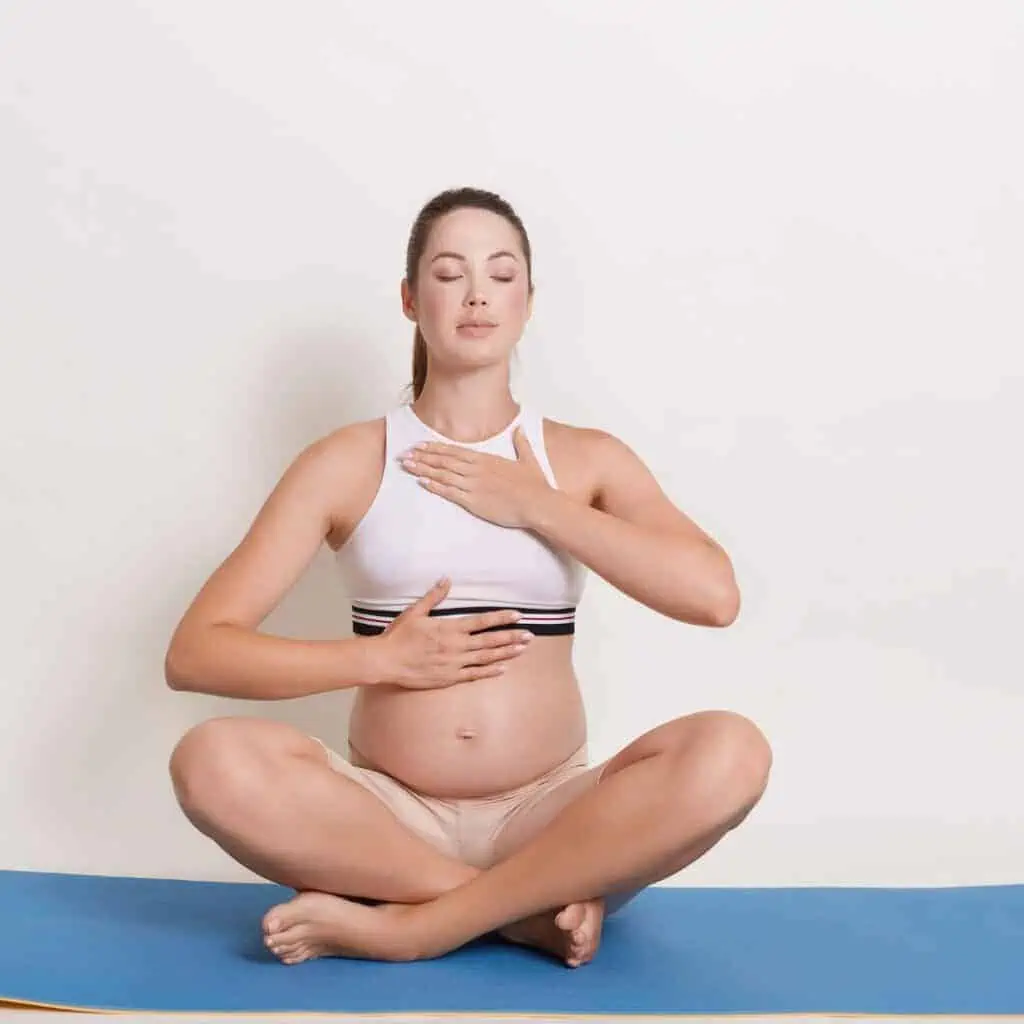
[401,278,417,323]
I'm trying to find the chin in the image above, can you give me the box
[445,337,517,364]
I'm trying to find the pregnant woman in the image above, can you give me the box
[166,186,773,967]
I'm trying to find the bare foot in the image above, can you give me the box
[262,891,419,964]
[499,898,605,967]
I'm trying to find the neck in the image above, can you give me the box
[413,372,519,444]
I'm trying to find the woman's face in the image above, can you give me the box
[403,206,533,374]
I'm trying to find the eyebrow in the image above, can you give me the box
[430,250,519,263]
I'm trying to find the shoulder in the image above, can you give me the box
[541,417,723,554]
[540,417,641,506]
[289,416,386,483]
[311,416,386,462]
[287,416,388,547]
[541,417,624,459]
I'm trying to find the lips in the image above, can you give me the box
[456,321,498,338]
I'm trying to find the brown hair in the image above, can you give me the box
[405,187,534,400]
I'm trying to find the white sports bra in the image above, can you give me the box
[335,402,586,636]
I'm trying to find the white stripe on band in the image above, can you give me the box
[350,603,577,636]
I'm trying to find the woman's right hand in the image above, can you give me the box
[368,578,532,689]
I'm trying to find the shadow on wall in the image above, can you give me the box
[26,323,402,865]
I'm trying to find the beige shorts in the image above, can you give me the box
[314,739,600,869]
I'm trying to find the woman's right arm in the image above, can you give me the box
[164,424,380,700]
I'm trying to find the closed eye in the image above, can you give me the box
[436,275,516,283]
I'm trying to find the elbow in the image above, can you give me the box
[164,647,190,691]
[709,590,740,627]
[164,631,199,691]
[709,546,741,627]
[696,541,740,627]
[668,553,741,627]
[710,583,741,627]
[671,587,740,628]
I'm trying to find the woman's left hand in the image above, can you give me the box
[400,428,552,529]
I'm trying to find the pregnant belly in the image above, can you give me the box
[348,636,587,799]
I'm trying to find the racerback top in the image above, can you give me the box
[334,402,586,636]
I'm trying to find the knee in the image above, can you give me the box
[169,716,287,823]
[689,709,772,775]
[679,709,774,819]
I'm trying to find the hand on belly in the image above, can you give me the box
[349,637,585,798]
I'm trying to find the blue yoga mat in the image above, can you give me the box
[2,869,1021,1015]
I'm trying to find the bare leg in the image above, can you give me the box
[472,710,762,967]
[169,716,478,899]
[487,767,610,967]
[170,716,599,966]
[280,709,773,962]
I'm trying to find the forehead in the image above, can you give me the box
[425,207,523,257]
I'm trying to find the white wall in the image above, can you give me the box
[2,0,1021,888]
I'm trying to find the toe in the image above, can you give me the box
[555,904,586,931]
[273,926,307,951]
[263,905,288,935]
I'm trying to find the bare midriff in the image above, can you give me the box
[348,634,586,799]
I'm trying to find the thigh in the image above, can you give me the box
[490,761,605,864]
[488,714,729,908]
[173,717,457,858]
[489,717,695,859]
[171,715,331,799]
[314,738,459,862]
[490,762,645,914]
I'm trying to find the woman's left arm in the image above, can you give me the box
[529,430,740,628]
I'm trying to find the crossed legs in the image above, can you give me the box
[170,709,772,965]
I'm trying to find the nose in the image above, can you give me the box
[465,277,489,308]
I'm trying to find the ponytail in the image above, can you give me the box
[404,188,533,401]
[410,325,428,400]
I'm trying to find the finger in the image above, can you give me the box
[460,609,524,634]
[413,442,478,465]
[417,478,469,502]
[396,577,451,620]
[460,641,530,667]
[411,464,468,489]
[465,629,533,651]
[455,664,509,683]
[405,450,473,475]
